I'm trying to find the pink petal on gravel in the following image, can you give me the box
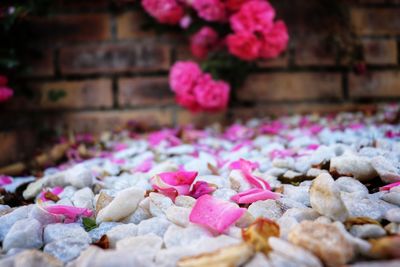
[39,186,64,202]
[380,181,400,191]
[189,194,246,234]
[190,181,217,199]
[229,159,270,190]
[151,171,198,200]
[44,205,93,223]
[229,158,258,171]
[231,188,280,204]
[0,175,13,186]
[134,158,153,173]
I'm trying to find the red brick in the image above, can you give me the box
[351,8,400,36]
[27,14,111,43]
[237,72,342,102]
[230,103,378,121]
[60,43,171,75]
[5,79,113,110]
[21,48,54,77]
[116,11,153,39]
[0,131,39,166]
[42,109,174,133]
[54,0,110,10]
[118,77,174,107]
[258,53,289,68]
[362,39,398,65]
[294,35,337,66]
[349,71,400,98]
[176,110,228,127]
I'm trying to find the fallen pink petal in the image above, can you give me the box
[380,181,400,191]
[0,175,13,186]
[189,194,246,234]
[151,171,198,199]
[39,186,64,202]
[231,188,280,204]
[44,205,93,223]
[190,181,217,199]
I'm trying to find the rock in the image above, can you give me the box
[149,192,173,217]
[23,179,46,200]
[122,206,151,224]
[3,218,43,251]
[288,221,355,267]
[106,223,138,248]
[382,192,400,206]
[166,205,191,227]
[95,191,113,216]
[283,185,310,206]
[281,170,305,183]
[163,224,212,248]
[44,223,90,244]
[269,251,302,267]
[248,200,285,221]
[212,188,237,201]
[229,170,251,192]
[350,260,400,267]
[155,247,196,267]
[335,177,369,196]
[44,238,89,263]
[72,188,94,209]
[306,168,328,178]
[341,193,397,221]
[96,187,144,223]
[371,156,400,183]
[116,233,163,252]
[268,237,322,267]
[350,224,386,239]
[277,198,307,209]
[384,223,400,235]
[0,205,31,241]
[277,216,299,240]
[310,173,348,221]
[330,155,377,182]
[6,249,63,267]
[88,222,121,242]
[385,208,400,223]
[175,196,196,208]
[282,208,320,222]
[137,217,171,237]
[29,205,63,225]
[244,253,272,267]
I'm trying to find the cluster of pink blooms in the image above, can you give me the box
[0,75,13,102]
[169,61,230,112]
[140,0,288,112]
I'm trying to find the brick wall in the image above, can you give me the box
[0,0,400,165]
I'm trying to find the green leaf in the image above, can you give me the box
[82,217,98,232]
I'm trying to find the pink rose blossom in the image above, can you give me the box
[189,194,245,234]
[259,20,289,59]
[230,0,275,33]
[225,0,247,12]
[231,188,280,204]
[194,74,230,112]
[44,205,93,223]
[192,0,226,22]
[190,26,219,59]
[151,171,198,200]
[142,0,185,24]
[169,61,202,94]
[226,32,261,61]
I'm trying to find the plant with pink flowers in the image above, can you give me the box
[136,0,289,112]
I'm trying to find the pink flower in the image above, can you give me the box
[0,175,13,186]
[114,143,128,152]
[148,129,181,147]
[190,26,219,59]
[225,0,247,12]
[39,187,64,202]
[230,0,275,33]
[259,20,289,59]
[189,194,245,234]
[134,158,153,173]
[380,181,400,191]
[169,61,202,94]
[260,121,286,135]
[44,205,93,223]
[142,0,185,25]
[231,188,280,204]
[226,32,261,61]
[0,75,13,103]
[194,74,230,112]
[224,124,254,141]
[229,158,271,190]
[193,0,226,22]
[190,181,217,199]
[151,171,198,200]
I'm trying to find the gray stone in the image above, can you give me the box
[163,224,212,248]
[283,185,310,206]
[137,217,171,237]
[282,208,320,222]
[88,222,121,242]
[244,253,272,267]
[106,223,138,248]
[155,247,196,267]
[28,205,63,226]
[44,238,89,263]
[371,156,400,183]
[248,200,285,221]
[330,155,377,182]
[4,249,63,267]
[385,208,400,223]
[3,218,43,251]
[44,223,90,244]
[382,192,400,206]
[0,205,31,241]
[350,224,386,239]
[335,177,369,196]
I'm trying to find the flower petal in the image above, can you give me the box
[0,175,13,186]
[190,181,217,199]
[231,188,280,204]
[44,205,93,223]
[189,194,245,234]
[380,181,400,191]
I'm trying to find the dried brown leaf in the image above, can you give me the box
[242,218,280,255]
